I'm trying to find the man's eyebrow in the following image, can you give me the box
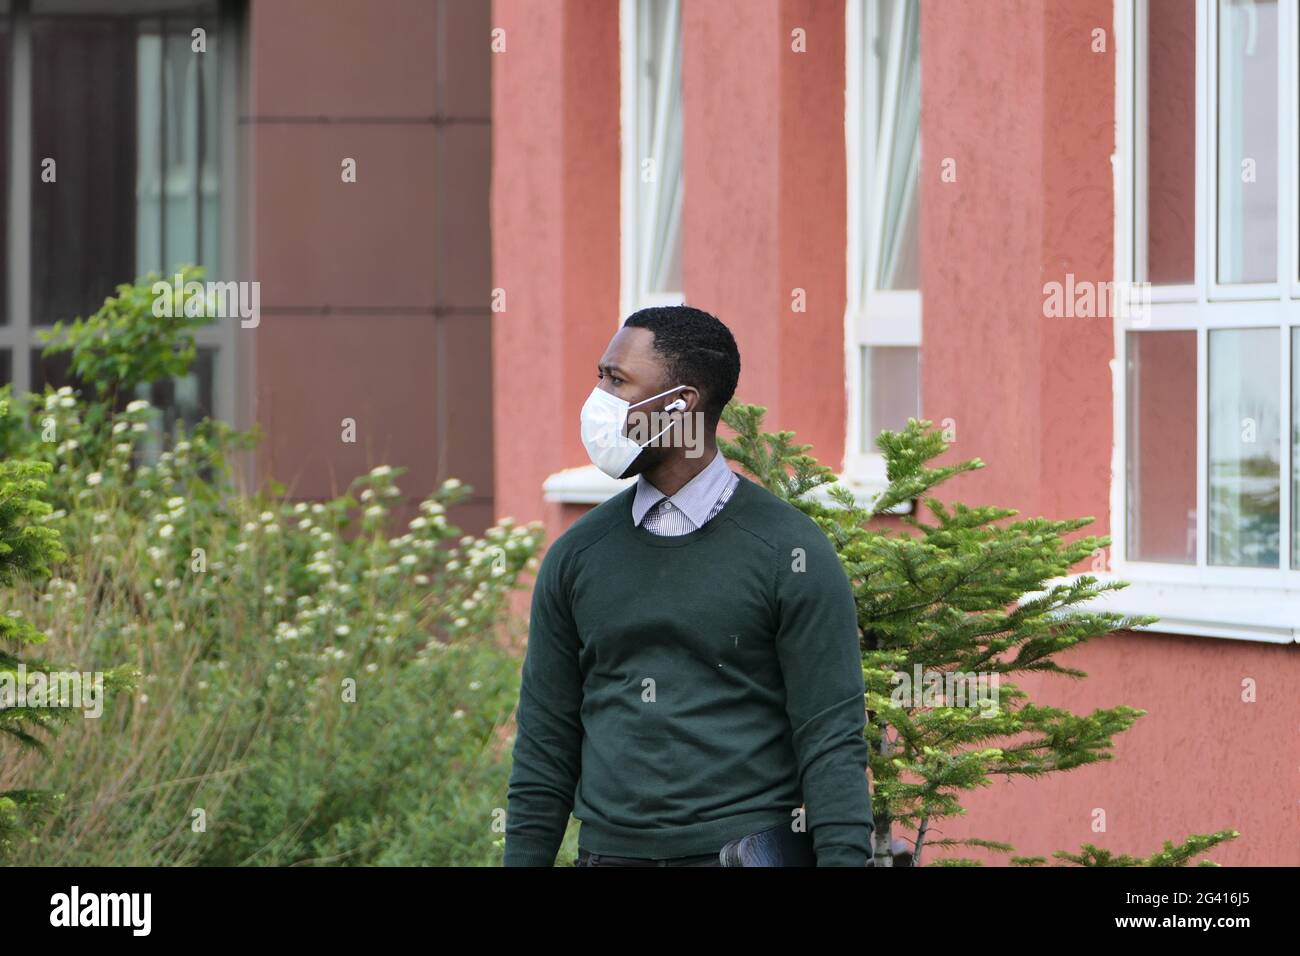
[598,362,628,376]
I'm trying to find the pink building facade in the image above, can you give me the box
[492,0,1300,866]
[10,0,1290,868]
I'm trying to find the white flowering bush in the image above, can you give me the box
[0,381,542,865]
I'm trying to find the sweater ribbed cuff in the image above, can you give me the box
[503,835,560,867]
[816,844,872,867]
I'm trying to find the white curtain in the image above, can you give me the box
[1215,0,1278,285]
[866,0,920,296]
[136,19,220,279]
[635,0,683,302]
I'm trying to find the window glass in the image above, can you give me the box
[860,345,919,452]
[1208,327,1281,567]
[633,0,682,301]
[1141,0,1196,284]
[0,13,8,326]
[1126,331,1198,563]
[30,15,139,327]
[24,4,221,428]
[135,18,220,279]
[866,0,920,293]
[1216,0,1278,285]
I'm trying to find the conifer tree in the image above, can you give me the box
[0,440,133,861]
[0,456,70,857]
[719,402,1238,867]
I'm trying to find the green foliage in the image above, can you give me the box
[0,456,67,855]
[1012,829,1241,867]
[0,452,135,857]
[0,385,540,864]
[0,270,542,865]
[719,400,1238,867]
[39,264,212,403]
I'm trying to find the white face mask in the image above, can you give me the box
[580,384,687,479]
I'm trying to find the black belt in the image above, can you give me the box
[576,847,719,866]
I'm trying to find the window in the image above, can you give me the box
[1114,0,1300,637]
[846,0,921,479]
[620,0,683,318]
[1,0,240,436]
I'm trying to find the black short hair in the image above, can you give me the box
[623,305,740,427]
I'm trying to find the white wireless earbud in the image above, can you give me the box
[665,398,687,412]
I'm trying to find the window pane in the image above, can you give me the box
[30,347,82,394]
[30,16,138,326]
[635,0,682,300]
[0,13,8,326]
[135,16,221,278]
[133,345,215,456]
[0,350,11,386]
[867,0,920,293]
[136,26,163,273]
[1216,0,1278,285]
[1126,332,1197,562]
[1141,0,1196,285]
[1208,328,1280,567]
[860,345,919,453]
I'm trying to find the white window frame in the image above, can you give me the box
[1105,0,1300,642]
[1,0,242,427]
[844,0,921,491]
[619,0,684,321]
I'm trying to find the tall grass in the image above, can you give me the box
[0,386,542,865]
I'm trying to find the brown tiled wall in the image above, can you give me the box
[247,0,493,535]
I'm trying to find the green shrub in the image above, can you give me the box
[720,401,1238,867]
[0,266,542,865]
[39,265,212,404]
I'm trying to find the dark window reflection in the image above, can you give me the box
[0,19,9,327]
[30,16,138,327]
[31,345,214,438]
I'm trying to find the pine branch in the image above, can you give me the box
[717,399,1231,867]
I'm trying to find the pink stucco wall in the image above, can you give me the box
[491,0,1300,864]
[681,0,849,468]
[490,0,620,543]
[920,0,1298,865]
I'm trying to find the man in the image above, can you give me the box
[504,305,874,867]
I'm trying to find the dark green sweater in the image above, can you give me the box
[503,471,874,866]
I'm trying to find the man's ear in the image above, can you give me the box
[677,386,702,415]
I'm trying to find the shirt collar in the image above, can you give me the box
[631,448,733,528]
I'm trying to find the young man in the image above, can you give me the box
[504,305,874,867]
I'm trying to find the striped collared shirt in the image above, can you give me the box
[631,448,739,536]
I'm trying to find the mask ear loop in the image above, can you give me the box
[622,386,687,452]
[634,396,687,450]
[626,384,687,411]
[638,416,678,450]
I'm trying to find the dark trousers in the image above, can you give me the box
[575,822,817,867]
[575,847,721,867]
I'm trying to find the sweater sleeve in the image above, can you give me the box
[503,541,584,866]
[773,518,875,867]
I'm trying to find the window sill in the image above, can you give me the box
[541,462,912,514]
[541,465,636,504]
[1046,569,1300,644]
